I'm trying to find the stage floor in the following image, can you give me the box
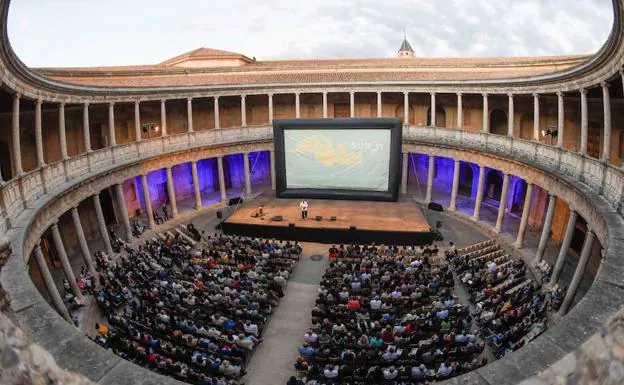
[225,195,431,233]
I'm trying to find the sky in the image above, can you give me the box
[8,0,614,68]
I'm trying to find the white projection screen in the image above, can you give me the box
[274,119,402,202]
[284,129,391,191]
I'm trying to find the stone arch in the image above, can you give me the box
[427,105,447,127]
[458,162,474,197]
[394,104,415,125]
[510,178,526,214]
[485,169,503,201]
[490,109,508,135]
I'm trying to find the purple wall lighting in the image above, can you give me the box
[248,151,271,185]
[171,163,193,201]
[224,154,245,190]
[433,157,454,194]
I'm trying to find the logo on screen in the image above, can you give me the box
[289,134,363,167]
[351,141,384,152]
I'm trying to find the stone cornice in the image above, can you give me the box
[0,0,623,102]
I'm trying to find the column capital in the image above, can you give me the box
[620,68,624,76]
[569,206,577,214]
[214,95,220,100]
[586,227,594,235]
[377,91,382,95]
[267,92,273,97]
[601,81,609,88]
[482,92,488,97]
[71,205,79,212]
[322,91,328,95]
[187,97,193,102]
[532,93,539,98]
[556,91,564,97]
[84,102,90,107]
[51,221,59,230]
[456,92,462,97]
[36,98,43,106]
[191,159,197,165]
[59,102,65,108]
[580,88,587,95]
[349,91,355,95]
[13,93,20,100]
[160,98,167,103]
[548,192,557,198]
[453,158,460,164]
[241,94,247,98]
[108,101,115,107]
[507,92,514,98]
[430,91,436,96]
[135,100,140,106]
[403,91,409,96]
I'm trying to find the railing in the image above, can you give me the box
[1,124,624,385]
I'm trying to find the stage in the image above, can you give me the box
[220,194,437,245]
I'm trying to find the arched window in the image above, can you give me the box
[490,109,508,135]
[426,105,447,127]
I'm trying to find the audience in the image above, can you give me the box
[93,232,301,385]
[295,243,486,384]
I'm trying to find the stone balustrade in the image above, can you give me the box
[0,124,623,385]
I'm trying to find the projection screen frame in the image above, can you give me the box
[273,118,402,202]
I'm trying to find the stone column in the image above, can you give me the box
[507,93,514,137]
[270,150,276,190]
[580,88,588,155]
[456,93,463,128]
[425,155,434,203]
[401,152,409,194]
[114,184,133,241]
[514,182,533,248]
[160,99,167,136]
[350,91,355,118]
[51,222,84,302]
[557,230,595,316]
[191,161,202,209]
[83,103,91,153]
[268,93,274,124]
[93,193,113,254]
[533,94,540,141]
[11,94,23,175]
[430,93,436,126]
[377,91,382,118]
[449,159,460,212]
[140,174,155,228]
[482,93,489,133]
[243,152,252,196]
[71,206,96,277]
[214,96,220,129]
[134,101,142,142]
[494,173,510,233]
[58,103,68,160]
[34,243,72,322]
[241,94,247,126]
[535,193,556,262]
[473,165,486,221]
[403,92,409,124]
[557,91,564,147]
[165,167,178,218]
[108,102,116,147]
[550,209,578,286]
[35,99,45,168]
[217,156,227,203]
[322,92,328,118]
[295,92,301,119]
[187,98,193,133]
[601,82,611,162]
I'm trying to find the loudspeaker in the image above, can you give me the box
[330,216,337,222]
[272,215,283,221]
[436,221,442,229]
[349,226,357,230]
[428,202,443,212]
[288,223,295,228]
[315,215,323,221]
[228,197,243,206]
[216,210,223,219]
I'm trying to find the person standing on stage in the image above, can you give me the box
[299,200,309,220]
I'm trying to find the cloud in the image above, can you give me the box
[7,0,614,67]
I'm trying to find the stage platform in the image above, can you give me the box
[220,194,437,245]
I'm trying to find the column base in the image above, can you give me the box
[493,226,502,234]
